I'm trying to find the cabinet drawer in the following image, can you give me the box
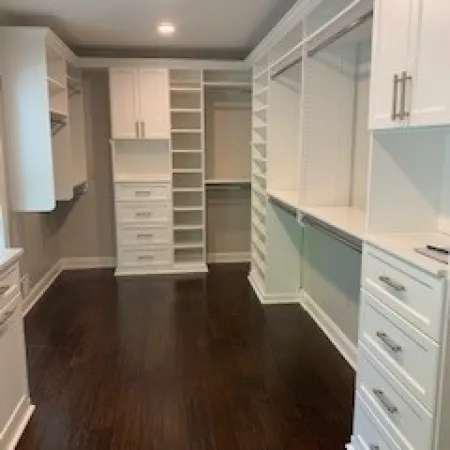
[353,392,402,450]
[118,246,172,267]
[117,225,171,247]
[362,245,445,341]
[357,345,433,450]
[360,290,439,412]
[116,202,170,224]
[115,183,170,202]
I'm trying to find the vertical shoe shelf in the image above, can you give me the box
[250,60,269,291]
[169,70,207,271]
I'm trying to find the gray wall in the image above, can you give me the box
[6,70,115,289]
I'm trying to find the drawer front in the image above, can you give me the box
[116,202,170,224]
[360,290,439,412]
[362,245,445,341]
[353,392,401,450]
[118,247,172,268]
[117,226,171,247]
[115,183,170,202]
[358,345,433,450]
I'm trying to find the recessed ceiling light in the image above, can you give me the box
[158,22,176,35]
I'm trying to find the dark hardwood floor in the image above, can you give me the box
[18,264,354,450]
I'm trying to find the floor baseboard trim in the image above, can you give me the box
[61,257,116,270]
[248,273,301,305]
[208,252,250,264]
[3,397,35,450]
[299,291,357,371]
[23,261,62,316]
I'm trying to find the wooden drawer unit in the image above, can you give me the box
[117,225,171,247]
[360,290,440,412]
[358,345,433,450]
[362,245,445,341]
[116,202,170,224]
[118,246,172,268]
[115,182,170,202]
[351,393,402,450]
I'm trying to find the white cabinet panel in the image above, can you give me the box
[369,0,414,129]
[138,69,170,139]
[0,295,28,439]
[408,0,450,127]
[110,68,139,139]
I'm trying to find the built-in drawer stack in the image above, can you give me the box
[348,244,445,450]
[114,182,173,273]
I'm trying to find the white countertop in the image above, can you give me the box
[366,232,450,277]
[267,188,298,211]
[0,248,23,272]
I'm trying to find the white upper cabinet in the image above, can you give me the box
[109,68,170,139]
[370,0,450,129]
[369,0,414,129]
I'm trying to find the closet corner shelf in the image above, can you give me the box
[114,174,171,183]
[365,232,450,278]
[174,242,204,250]
[300,205,366,242]
[48,77,66,95]
[50,109,68,122]
[267,189,298,212]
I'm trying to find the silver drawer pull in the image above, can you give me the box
[137,234,154,239]
[0,309,15,327]
[369,446,380,450]
[379,275,406,292]
[373,389,398,414]
[135,212,152,217]
[138,255,154,261]
[376,331,402,353]
[135,191,152,196]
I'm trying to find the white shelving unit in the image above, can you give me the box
[169,69,208,271]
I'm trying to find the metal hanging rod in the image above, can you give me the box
[271,55,303,80]
[303,216,362,253]
[307,10,373,58]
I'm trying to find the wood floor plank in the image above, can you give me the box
[18,264,354,450]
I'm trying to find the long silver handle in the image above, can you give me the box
[391,74,400,121]
[0,309,15,327]
[373,389,398,414]
[135,212,152,217]
[138,255,154,260]
[369,446,380,450]
[141,121,145,138]
[379,275,406,292]
[137,233,154,239]
[400,71,412,120]
[376,331,402,353]
[135,191,152,197]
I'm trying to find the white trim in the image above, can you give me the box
[207,252,251,264]
[299,290,357,370]
[61,256,116,270]
[1,396,35,450]
[22,261,62,316]
[248,272,301,305]
[115,265,209,277]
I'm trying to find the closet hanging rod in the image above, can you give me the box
[307,10,373,58]
[303,216,362,253]
[271,55,303,80]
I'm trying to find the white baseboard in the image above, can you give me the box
[22,261,62,316]
[208,252,250,264]
[61,256,116,270]
[248,272,301,305]
[299,291,357,370]
[3,396,35,450]
[115,265,208,277]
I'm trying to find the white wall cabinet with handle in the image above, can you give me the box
[109,68,170,139]
[370,0,450,130]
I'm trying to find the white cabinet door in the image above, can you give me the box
[369,0,414,130]
[0,296,28,439]
[109,68,139,139]
[138,69,170,139]
[408,0,450,127]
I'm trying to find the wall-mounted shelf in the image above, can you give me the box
[205,179,251,185]
[47,77,66,96]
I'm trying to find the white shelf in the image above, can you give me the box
[267,188,298,211]
[253,184,266,197]
[252,249,267,273]
[48,77,66,96]
[172,149,203,153]
[174,206,203,212]
[170,87,202,92]
[170,108,201,113]
[300,205,366,242]
[173,188,203,193]
[173,169,202,174]
[204,81,252,89]
[252,202,266,218]
[174,225,204,231]
[50,109,68,121]
[252,217,266,238]
[114,173,171,183]
[171,129,202,134]
[205,179,251,185]
[174,242,204,249]
[252,235,266,257]
[365,232,450,277]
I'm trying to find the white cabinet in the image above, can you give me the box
[109,68,170,139]
[370,0,450,129]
